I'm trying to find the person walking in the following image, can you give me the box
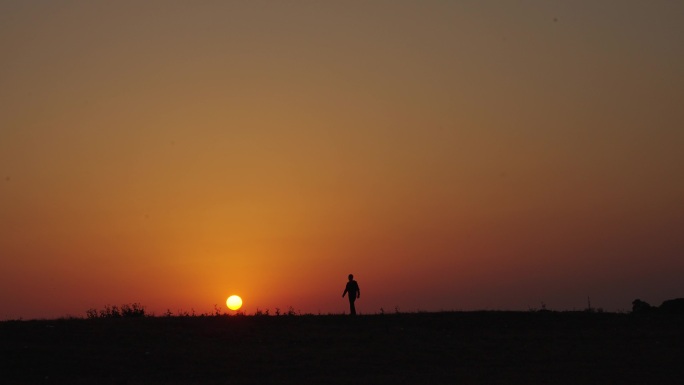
[342,274,360,315]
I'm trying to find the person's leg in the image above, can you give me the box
[349,298,356,315]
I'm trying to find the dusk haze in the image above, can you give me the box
[1,1,683,320]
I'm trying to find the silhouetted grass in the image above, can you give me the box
[2,311,683,384]
[86,303,146,319]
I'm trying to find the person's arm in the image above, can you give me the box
[342,287,348,298]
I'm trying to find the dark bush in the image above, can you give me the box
[659,298,684,315]
[632,299,653,314]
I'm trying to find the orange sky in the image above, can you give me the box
[2,1,684,319]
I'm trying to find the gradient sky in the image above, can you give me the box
[2,1,683,320]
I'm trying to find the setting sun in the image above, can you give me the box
[226,295,243,311]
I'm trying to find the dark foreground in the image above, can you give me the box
[2,312,683,384]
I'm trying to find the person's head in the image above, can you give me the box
[348,274,354,281]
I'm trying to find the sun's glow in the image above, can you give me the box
[226,295,243,311]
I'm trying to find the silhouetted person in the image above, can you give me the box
[342,274,360,315]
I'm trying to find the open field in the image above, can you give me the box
[2,311,683,384]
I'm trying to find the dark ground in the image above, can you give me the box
[1,311,683,384]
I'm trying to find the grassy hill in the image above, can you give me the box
[2,311,682,384]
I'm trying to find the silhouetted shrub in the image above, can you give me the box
[102,305,121,318]
[632,299,654,314]
[121,303,145,317]
[254,308,270,316]
[659,298,684,315]
[213,304,224,316]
